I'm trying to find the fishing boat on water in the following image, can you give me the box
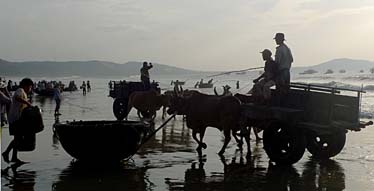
[34,88,54,96]
[198,83,213,88]
[170,80,185,86]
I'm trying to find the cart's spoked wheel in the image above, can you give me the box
[306,131,346,159]
[113,98,128,120]
[263,122,306,165]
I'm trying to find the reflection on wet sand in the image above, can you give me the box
[52,160,149,191]
[137,120,194,154]
[301,159,345,191]
[166,153,346,191]
[1,163,36,191]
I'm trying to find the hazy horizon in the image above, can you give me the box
[1,0,373,71]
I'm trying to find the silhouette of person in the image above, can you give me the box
[274,33,293,91]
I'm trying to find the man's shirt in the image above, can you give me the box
[275,44,293,70]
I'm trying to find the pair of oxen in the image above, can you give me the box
[127,87,261,157]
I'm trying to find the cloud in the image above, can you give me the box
[0,0,373,70]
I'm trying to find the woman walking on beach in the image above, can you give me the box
[2,78,34,164]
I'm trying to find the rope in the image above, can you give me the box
[206,66,264,78]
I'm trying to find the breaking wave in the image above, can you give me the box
[305,81,374,91]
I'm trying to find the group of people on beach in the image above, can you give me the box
[1,33,292,164]
[0,77,95,163]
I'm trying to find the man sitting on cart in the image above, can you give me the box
[140,62,153,90]
[249,49,277,103]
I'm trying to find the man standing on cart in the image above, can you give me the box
[140,62,153,90]
[274,33,293,92]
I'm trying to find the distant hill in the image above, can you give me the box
[293,58,374,74]
[0,59,199,77]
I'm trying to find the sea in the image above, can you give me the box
[1,71,374,191]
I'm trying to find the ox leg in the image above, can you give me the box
[192,129,203,156]
[218,129,231,156]
[199,128,207,149]
[251,127,263,141]
[244,132,251,158]
[232,130,243,151]
[162,106,166,120]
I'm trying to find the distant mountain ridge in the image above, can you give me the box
[0,59,199,77]
[293,58,374,74]
[1,58,373,77]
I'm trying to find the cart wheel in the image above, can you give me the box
[306,130,346,159]
[113,98,128,120]
[263,122,306,165]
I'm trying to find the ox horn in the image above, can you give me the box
[214,87,225,96]
[173,85,180,96]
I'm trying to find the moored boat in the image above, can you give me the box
[54,120,150,161]
[34,88,55,96]
[198,83,213,88]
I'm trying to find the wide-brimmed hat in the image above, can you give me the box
[274,33,285,40]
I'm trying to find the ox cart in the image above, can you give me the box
[109,81,160,120]
[241,82,372,165]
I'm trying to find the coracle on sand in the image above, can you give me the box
[53,120,151,161]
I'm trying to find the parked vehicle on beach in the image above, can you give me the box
[108,81,160,120]
[240,82,372,165]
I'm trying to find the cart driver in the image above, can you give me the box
[140,62,153,90]
[249,49,277,103]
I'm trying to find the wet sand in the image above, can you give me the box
[1,78,374,191]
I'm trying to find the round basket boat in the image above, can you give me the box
[54,120,149,161]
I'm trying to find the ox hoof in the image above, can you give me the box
[201,143,207,149]
[246,153,252,160]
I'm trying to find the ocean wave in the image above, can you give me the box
[309,81,362,90]
[301,81,374,91]
[343,75,374,81]
[360,111,374,119]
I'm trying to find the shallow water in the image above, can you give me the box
[1,75,374,191]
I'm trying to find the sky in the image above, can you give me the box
[0,0,373,71]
